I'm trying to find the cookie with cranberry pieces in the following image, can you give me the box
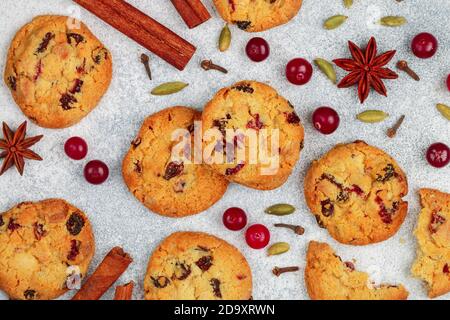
[4,15,112,128]
[213,0,302,32]
[305,241,409,300]
[122,106,229,217]
[144,232,252,300]
[202,81,304,190]
[304,141,408,245]
[412,188,450,298]
[0,199,95,300]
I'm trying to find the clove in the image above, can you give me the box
[396,60,419,81]
[387,115,405,138]
[140,53,152,80]
[272,266,300,277]
[201,60,228,74]
[274,223,305,235]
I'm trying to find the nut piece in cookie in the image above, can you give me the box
[4,15,112,128]
[0,199,95,300]
[213,0,303,32]
[202,80,304,190]
[144,231,252,300]
[305,241,409,300]
[122,106,228,217]
[412,188,450,298]
[304,141,408,245]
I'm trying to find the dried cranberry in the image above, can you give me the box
[67,33,85,46]
[246,113,264,130]
[225,162,245,175]
[151,276,170,288]
[33,60,42,81]
[67,240,81,261]
[23,289,36,300]
[347,185,364,197]
[429,212,446,234]
[228,0,236,11]
[0,216,4,227]
[315,215,325,228]
[36,32,54,53]
[163,161,184,180]
[285,112,301,124]
[60,93,77,110]
[196,256,213,271]
[174,263,191,280]
[33,223,46,240]
[66,212,85,236]
[320,199,334,217]
[69,79,84,94]
[131,137,141,148]
[196,246,210,252]
[376,164,397,182]
[7,219,20,231]
[76,58,86,74]
[444,264,449,274]
[344,261,355,271]
[134,160,142,173]
[232,83,254,93]
[375,196,394,224]
[210,278,222,298]
[8,76,17,91]
[92,47,108,64]
[235,21,251,30]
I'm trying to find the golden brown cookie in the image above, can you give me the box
[144,232,252,300]
[213,0,303,32]
[4,15,112,129]
[0,199,95,300]
[304,141,408,245]
[202,81,304,190]
[305,241,409,300]
[412,188,450,298]
[122,106,229,217]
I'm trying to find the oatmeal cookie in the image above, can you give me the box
[4,15,112,128]
[304,141,408,245]
[0,199,95,300]
[144,231,252,300]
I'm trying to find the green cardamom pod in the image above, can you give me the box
[356,110,389,123]
[314,58,337,84]
[324,15,348,30]
[379,16,407,27]
[437,103,450,120]
[219,24,231,52]
[265,203,296,216]
[268,242,290,256]
[151,82,188,96]
[343,0,353,9]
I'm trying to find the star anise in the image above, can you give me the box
[333,37,398,104]
[0,121,43,176]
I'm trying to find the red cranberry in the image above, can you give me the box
[286,58,313,85]
[446,74,450,92]
[64,137,88,160]
[411,33,438,59]
[223,207,247,231]
[245,224,270,249]
[426,142,449,168]
[84,160,109,184]
[312,106,340,134]
[246,37,270,62]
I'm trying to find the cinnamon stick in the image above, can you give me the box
[71,247,133,300]
[114,281,134,300]
[170,0,211,29]
[73,0,196,70]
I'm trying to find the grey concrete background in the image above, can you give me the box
[0,0,449,300]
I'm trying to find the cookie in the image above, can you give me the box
[411,188,450,298]
[213,0,302,32]
[202,81,304,190]
[144,231,252,300]
[4,15,112,129]
[305,241,409,300]
[122,106,229,217]
[304,141,408,245]
[0,199,95,300]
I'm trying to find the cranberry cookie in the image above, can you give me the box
[122,106,228,217]
[4,15,112,128]
[304,141,408,245]
[0,199,95,300]
[412,188,450,298]
[305,241,409,300]
[213,0,302,32]
[144,232,252,300]
[202,81,304,190]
